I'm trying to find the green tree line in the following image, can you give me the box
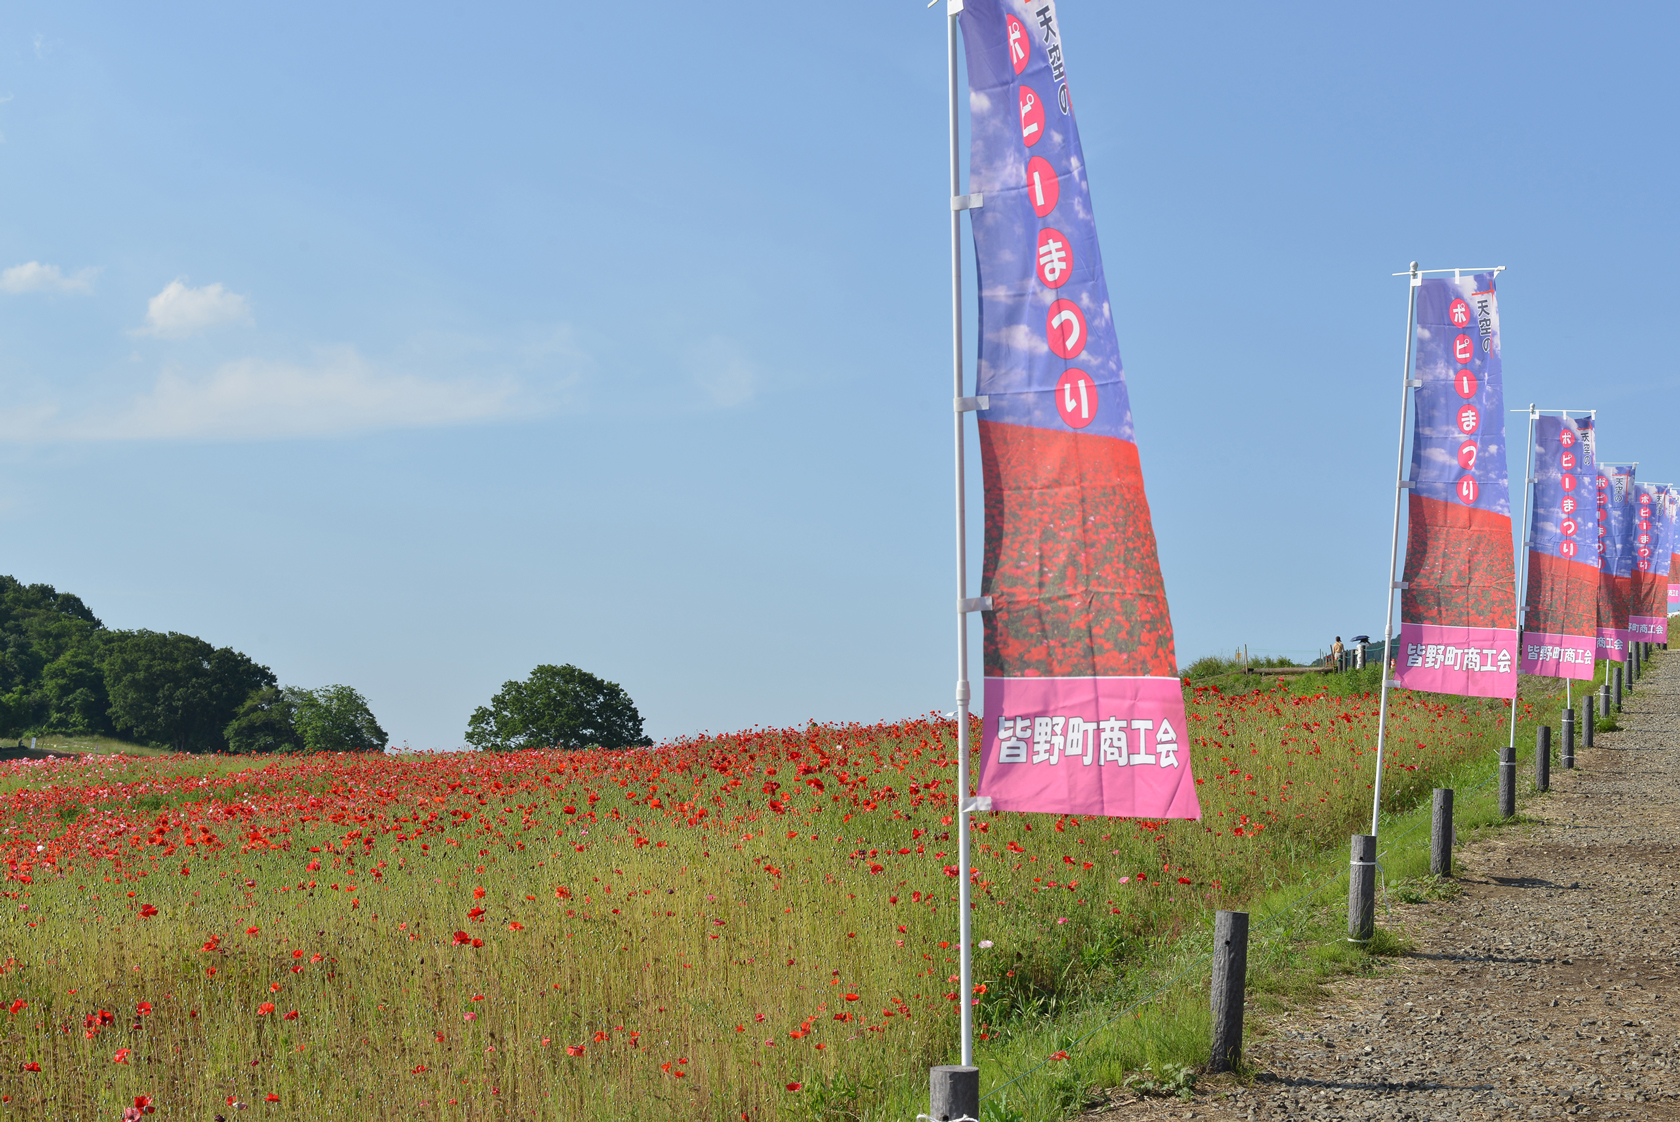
[0,575,384,754]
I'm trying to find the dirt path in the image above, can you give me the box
[1086,653,1680,1122]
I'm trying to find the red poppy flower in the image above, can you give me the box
[282,1010,299,1021]
[785,1082,802,1092]
[257,1003,275,1016]
[565,1044,585,1057]
[136,1002,152,1016]
[1048,1050,1069,1061]
[6,999,24,1015]
[265,1093,280,1102]
[20,1062,38,1072]
[139,905,158,918]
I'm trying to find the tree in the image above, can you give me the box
[0,576,109,736]
[224,687,304,754]
[465,664,651,751]
[288,685,387,753]
[102,631,276,752]
[42,649,110,735]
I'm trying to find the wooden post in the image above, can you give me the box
[929,1065,979,1122]
[1536,725,1551,792]
[1430,788,1453,877]
[1561,707,1574,769]
[1584,695,1594,748]
[1348,834,1376,942]
[1498,745,1516,819]
[1209,910,1249,1073]
[1615,666,1624,712]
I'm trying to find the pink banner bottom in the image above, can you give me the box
[1393,623,1518,698]
[1519,632,1596,680]
[1597,628,1629,661]
[978,676,1201,819]
[1629,615,1668,643]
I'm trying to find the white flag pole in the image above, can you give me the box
[1368,262,1421,839]
[1510,404,1538,751]
[946,0,977,1071]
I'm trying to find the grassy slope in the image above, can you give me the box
[0,655,1629,1121]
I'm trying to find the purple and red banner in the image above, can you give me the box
[1667,486,1680,611]
[960,0,1199,820]
[1394,275,1517,698]
[1521,415,1598,679]
[1629,481,1670,643]
[1596,463,1635,661]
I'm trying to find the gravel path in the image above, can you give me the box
[1084,652,1680,1122]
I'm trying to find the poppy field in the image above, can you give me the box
[0,672,1565,1120]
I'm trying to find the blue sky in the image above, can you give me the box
[0,3,1675,748]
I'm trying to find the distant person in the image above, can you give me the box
[1330,636,1344,668]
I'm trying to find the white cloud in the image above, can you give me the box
[686,336,756,408]
[55,347,518,441]
[138,279,253,338]
[1,261,97,295]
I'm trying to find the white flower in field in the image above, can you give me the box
[979,940,993,949]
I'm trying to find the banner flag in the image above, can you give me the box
[1520,415,1598,679]
[1651,483,1672,637]
[1629,481,1671,643]
[1394,275,1516,698]
[1669,487,1680,610]
[959,0,1199,820]
[1596,463,1635,661]
[1668,487,1680,612]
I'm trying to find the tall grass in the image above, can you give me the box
[0,660,1606,1120]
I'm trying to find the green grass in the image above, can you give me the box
[7,734,167,757]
